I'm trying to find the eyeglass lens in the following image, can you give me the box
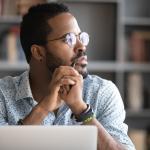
[65,32,89,47]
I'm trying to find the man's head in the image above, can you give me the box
[20,3,89,78]
[20,3,69,63]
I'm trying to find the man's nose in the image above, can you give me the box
[74,38,87,54]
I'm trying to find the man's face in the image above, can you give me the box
[44,12,88,78]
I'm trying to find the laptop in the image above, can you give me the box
[0,125,97,150]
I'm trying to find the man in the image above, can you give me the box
[0,3,135,150]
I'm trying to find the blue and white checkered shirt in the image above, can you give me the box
[0,70,135,149]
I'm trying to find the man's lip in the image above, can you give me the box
[76,56,88,65]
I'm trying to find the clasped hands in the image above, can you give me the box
[39,66,87,115]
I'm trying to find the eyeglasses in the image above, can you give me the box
[47,32,89,47]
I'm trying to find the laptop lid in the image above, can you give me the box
[0,126,97,150]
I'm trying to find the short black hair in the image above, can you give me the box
[20,3,69,63]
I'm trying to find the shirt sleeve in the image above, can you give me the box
[0,88,8,125]
[96,81,135,150]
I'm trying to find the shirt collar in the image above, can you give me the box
[15,70,33,101]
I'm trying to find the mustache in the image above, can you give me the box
[71,51,86,67]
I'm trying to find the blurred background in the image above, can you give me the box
[0,0,150,149]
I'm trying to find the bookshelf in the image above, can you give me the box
[121,0,150,149]
[0,0,150,149]
[0,0,47,78]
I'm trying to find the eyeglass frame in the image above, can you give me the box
[47,32,89,47]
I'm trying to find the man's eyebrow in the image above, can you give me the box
[47,32,69,41]
[48,31,82,42]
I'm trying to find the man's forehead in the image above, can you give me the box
[47,12,80,35]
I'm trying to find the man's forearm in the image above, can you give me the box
[21,104,49,125]
[83,118,127,150]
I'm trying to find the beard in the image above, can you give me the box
[45,50,88,79]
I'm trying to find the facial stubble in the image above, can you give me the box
[45,50,88,79]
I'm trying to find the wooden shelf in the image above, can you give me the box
[0,61,28,71]
[2,61,150,73]
[58,0,120,3]
[126,109,150,129]
[88,61,150,72]
[0,16,22,23]
[122,17,150,26]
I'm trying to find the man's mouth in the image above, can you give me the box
[71,56,88,68]
[76,56,88,66]
[71,52,88,78]
[71,51,87,68]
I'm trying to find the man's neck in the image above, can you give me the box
[29,67,52,103]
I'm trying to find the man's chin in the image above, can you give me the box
[81,71,89,79]
[75,65,88,79]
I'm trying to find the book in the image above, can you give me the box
[0,29,8,60]
[127,72,143,111]
[126,30,150,110]
[0,0,3,15]
[6,30,18,62]
[16,0,46,16]
[146,129,150,150]
[129,31,150,62]
[142,69,150,109]
[0,0,46,16]
[2,0,17,16]
[0,26,26,62]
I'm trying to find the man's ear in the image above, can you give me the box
[31,44,45,62]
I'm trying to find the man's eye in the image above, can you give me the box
[63,37,70,43]
[68,37,73,42]
[62,33,76,47]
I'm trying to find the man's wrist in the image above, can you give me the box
[36,103,50,115]
[17,105,49,125]
[71,104,94,124]
[69,101,87,115]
